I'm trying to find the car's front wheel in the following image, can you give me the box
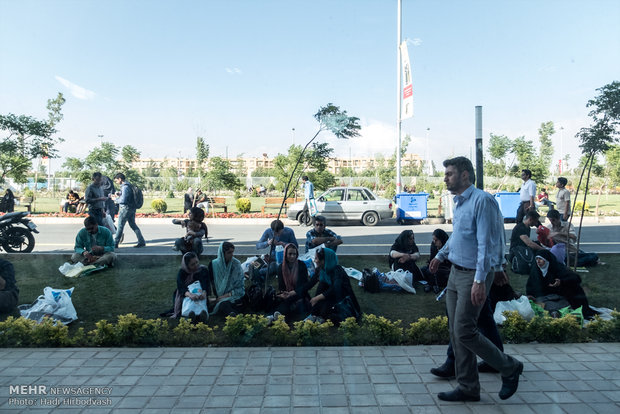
[362,211,379,226]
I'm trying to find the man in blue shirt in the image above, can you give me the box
[305,215,343,252]
[256,219,298,254]
[430,156,523,402]
[300,175,315,226]
[113,173,146,248]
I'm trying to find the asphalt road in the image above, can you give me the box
[22,217,620,256]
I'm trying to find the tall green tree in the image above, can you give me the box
[196,136,210,181]
[605,145,620,185]
[206,156,241,193]
[484,133,512,177]
[84,142,120,174]
[0,94,65,183]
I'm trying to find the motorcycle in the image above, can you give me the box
[0,212,38,253]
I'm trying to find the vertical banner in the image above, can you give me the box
[400,41,413,119]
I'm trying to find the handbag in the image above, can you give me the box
[331,295,360,323]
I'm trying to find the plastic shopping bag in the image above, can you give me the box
[493,295,535,325]
[18,287,78,325]
[343,267,363,281]
[181,281,208,317]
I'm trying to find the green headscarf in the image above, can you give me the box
[211,242,241,297]
[318,247,339,284]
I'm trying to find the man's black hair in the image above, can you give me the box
[114,173,126,181]
[443,156,476,185]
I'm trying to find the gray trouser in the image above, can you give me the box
[446,266,520,396]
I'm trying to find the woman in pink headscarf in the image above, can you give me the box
[272,243,316,322]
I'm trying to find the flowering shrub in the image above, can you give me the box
[222,314,269,345]
[406,316,449,345]
[292,319,334,346]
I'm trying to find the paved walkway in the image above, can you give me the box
[1,343,619,413]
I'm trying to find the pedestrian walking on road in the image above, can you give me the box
[113,173,146,248]
[430,156,524,402]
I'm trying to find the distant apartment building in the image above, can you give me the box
[130,153,423,176]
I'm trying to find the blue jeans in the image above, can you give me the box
[175,237,203,256]
[115,205,145,246]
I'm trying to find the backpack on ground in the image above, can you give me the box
[130,184,144,209]
[510,246,535,275]
[362,268,381,293]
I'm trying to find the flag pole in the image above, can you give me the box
[396,0,402,195]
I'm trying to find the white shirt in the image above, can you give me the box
[519,179,536,202]
[556,188,570,215]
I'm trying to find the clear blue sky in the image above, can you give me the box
[1,0,619,174]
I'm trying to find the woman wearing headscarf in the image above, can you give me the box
[273,243,316,321]
[526,249,597,319]
[172,252,210,322]
[421,229,451,292]
[209,241,246,316]
[389,229,424,282]
[306,247,360,323]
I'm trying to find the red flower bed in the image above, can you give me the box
[24,212,288,219]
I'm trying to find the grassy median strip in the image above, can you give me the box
[5,254,619,334]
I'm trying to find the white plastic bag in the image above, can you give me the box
[241,256,259,274]
[384,269,416,294]
[343,267,363,281]
[493,295,535,325]
[58,262,84,277]
[181,281,208,317]
[18,287,78,325]
[299,245,323,277]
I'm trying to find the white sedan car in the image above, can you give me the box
[287,186,393,226]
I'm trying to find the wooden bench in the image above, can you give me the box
[261,197,297,214]
[20,197,33,213]
[206,196,228,213]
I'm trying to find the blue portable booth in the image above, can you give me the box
[394,192,428,224]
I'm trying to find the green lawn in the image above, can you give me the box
[5,253,618,332]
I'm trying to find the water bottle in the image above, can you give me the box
[275,245,284,265]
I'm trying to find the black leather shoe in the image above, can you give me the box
[499,361,523,400]
[430,362,455,378]
[478,361,499,373]
[437,388,480,402]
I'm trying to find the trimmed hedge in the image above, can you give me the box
[0,311,618,347]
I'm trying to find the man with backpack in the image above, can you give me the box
[113,173,146,248]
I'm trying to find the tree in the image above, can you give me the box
[205,156,241,193]
[535,121,555,182]
[570,81,620,268]
[0,94,65,183]
[62,157,90,186]
[120,145,141,167]
[485,133,512,177]
[273,143,336,193]
[84,142,120,174]
[196,136,209,180]
[605,145,620,185]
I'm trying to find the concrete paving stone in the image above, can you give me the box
[379,407,414,414]
[241,375,267,385]
[343,374,369,384]
[345,383,374,395]
[318,365,342,375]
[320,394,348,407]
[244,365,269,375]
[204,351,229,359]
[169,366,197,376]
[200,358,225,367]
[145,396,178,409]
[498,405,537,414]
[271,350,294,358]
[205,409,234,414]
[174,396,206,409]
[522,371,554,381]
[587,402,620,414]
[224,359,249,367]
[182,385,210,396]
[572,391,612,403]
[82,358,109,367]
[177,358,203,367]
[319,384,346,395]
[249,357,271,366]
[426,382,457,394]
[518,391,554,403]
[95,367,125,376]
[321,407,350,414]
[0,367,28,376]
[544,391,582,403]
[82,375,116,386]
[194,366,222,376]
[114,396,150,409]
[342,365,366,375]
[374,383,401,394]
[135,376,167,386]
[38,358,69,367]
[21,367,54,376]
[584,362,615,371]
[295,357,316,366]
[129,358,155,367]
[546,370,579,381]
[559,362,589,371]
[152,358,178,367]
[248,350,271,358]
[263,395,291,407]
[293,384,318,394]
[340,349,362,357]
[585,380,620,391]
[601,391,620,402]
[367,365,392,374]
[294,366,317,375]
[238,385,265,396]
[110,375,140,387]
[408,406,441,414]
[488,393,527,405]
[270,365,293,375]
[534,362,565,371]
[390,364,414,374]
[376,393,407,406]
[127,385,160,396]
[293,394,320,407]
[217,375,243,385]
[350,407,382,414]
[234,395,264,407]
[365,357,388,365]
[348,393,377,406]
[318,374,343,384]
[395,373,422,383]
[232,409,261,414]
[268,375,293,385]
[318,357,340,366]
[205,395,235,407]
[265,384,292,395]
[271,357,294,366]
[403,383,429,394]
[104,359,133,368]
[58,358,87,367]
[598,370,620,380]
[558,379,596,391]
[547,353,577,363]
[156,385,186,396]
[403,392,435,406]
[370,374,397,383]
[559,403,597,414]
[146,366,173,376]
[360,349,383,357]
[72,367,107,376]
[210,385,239,396]
[521,354,552,363]
[120,366,150,376]
[137,350,164,358]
